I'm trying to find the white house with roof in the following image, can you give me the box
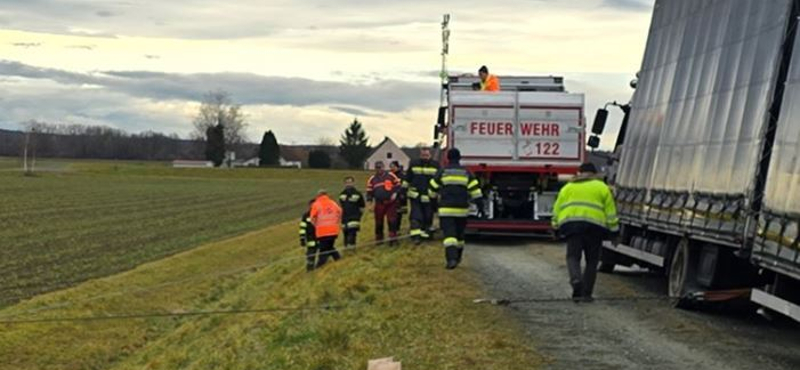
[364,137,410,170]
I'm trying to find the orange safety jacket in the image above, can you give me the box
[310,194,343,238]
[481,74,501,92]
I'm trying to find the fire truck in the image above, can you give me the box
[434,75,586,234]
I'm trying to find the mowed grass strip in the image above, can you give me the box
[0,214,544,370]
[0,160,366,307]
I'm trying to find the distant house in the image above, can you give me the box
[172,160,213,168]
[364,137,410,170]
[279,157,302,168]
[233,157,261,167]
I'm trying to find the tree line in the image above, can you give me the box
[0,90,375,168]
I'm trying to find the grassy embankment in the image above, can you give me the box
[0,158,545,369]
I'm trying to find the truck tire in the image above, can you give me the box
[668,238,699,308]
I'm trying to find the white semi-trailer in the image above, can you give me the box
[594,0,800,321]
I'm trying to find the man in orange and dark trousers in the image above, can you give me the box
[405,147,440,245]
[339,176,365,250]
[366,161,401,246]
[310,190,343,268]
[389,161,407,234]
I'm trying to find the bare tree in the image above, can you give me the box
[192,90,248,148]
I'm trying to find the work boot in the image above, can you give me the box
[571,283,583,303]
[454,247,464,267]
[445,246,459,270]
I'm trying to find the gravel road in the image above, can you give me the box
[467,239,800,370]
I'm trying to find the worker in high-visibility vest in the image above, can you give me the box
[298,200,318,272]
[552,163,619,303]
[429,148,482,269]
[477,65,500,92]
[310,190,343,268]
[405,147,441,244]
[339,176,365,250]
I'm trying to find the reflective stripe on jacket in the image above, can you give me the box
[551,177,619,232]
[299,212,316,247]
[310,195,343,237]
[429,165,482,218]
[405,159,441,202]
[339,187,366,223]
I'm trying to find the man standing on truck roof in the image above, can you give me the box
[476,65,500,92]
[552,163,619,303]
[429,148,483,269]
[405,147,441,245]
[366,161,402,246]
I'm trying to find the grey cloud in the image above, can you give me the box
[11,42,41,48]
[0,60,437,112]
[67,44,95,50]
[330,106,383,118]
[0,0,596,40]
[144,54,159,59]
[603,0,653,11]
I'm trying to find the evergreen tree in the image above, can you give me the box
[308,149,332,169]
[339,119,371,169]
[258,130,280,166]
[205,124,225,167]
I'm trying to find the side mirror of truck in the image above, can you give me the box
[438,107,447,125]
[592,108,608,135]
[434,125,440,141]
[587,135,600,149]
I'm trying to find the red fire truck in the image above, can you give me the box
[434,75,586,234]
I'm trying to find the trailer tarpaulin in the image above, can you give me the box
[616,0,792,239]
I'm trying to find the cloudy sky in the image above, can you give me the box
[0,0,654,148]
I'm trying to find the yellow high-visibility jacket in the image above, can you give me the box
[552,177,619,232]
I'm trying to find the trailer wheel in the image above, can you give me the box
[668,238,699,308]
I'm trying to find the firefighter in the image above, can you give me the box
[299,199,318,272]
[390,161,408,234]
[339,176,365,250]
[310,190,343,268]
[429,148,482,269]
[551,163,619,303]
[406,147,441,245]
[366,161,402,245]
[472,65,500,92]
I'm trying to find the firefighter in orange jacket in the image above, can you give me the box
[310,190,343,268]
[476,65,500,92]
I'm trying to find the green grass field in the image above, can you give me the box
[0,158,366,307]
[0,214,544,369]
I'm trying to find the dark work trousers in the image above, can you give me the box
[440,216,467,263]
[316,236,341,268]
[393,204,406,234]
[410,200,435,238]
[564,222,606,297]
[343,227,359,247]
[374,200,398,242]
[305,245,318,271]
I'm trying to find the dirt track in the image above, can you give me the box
[468,239,800,370]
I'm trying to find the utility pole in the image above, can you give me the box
[23,129,30,173]
[434,14,451,150]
